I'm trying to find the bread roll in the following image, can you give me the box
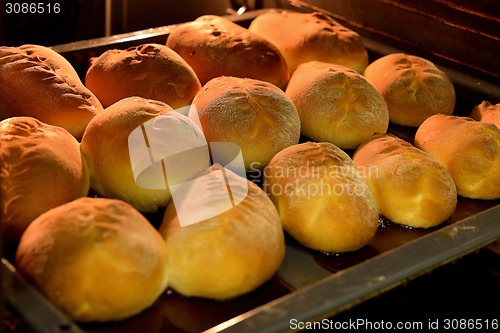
[352,134,457,228]
[0,44,103,140]
[249,11,369,74]
[263,142,379,253]
[15,197,169,322]
[85,43,202,109]
[414,114,500,199]
[191,76,301,170]
[80,97,174,212]
[166,15,289,89]
[0,117,89,244]
[159,165,285,300]
[363,53,455,127]
[470,100,500,128]
[285,61,389,150]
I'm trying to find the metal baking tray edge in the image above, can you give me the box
[2,7,500,333]
[209,205,500,332]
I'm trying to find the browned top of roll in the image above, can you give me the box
[191,76,301,169]
[414,114,500,199]
[249,11,369,74]
[363,53,455,127]
[0,44,103,140]
[166,15,290,89]
[0,116,89,244]
[85,43,201,109]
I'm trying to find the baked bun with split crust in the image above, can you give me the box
[0,44,103,140]
[191,76,300,170]
[159,166,285,300]
[470,100,500,128]
[363,53,455,127]
[0,116,89,244]
[353,134,457,228]
[85,43,202,109]
[15,197,169,322]
[249,11,369,74]
[166,15,289,89]
[263,142,379,253]
[414,114,500,199]
[80,97,175,212]
[285,61,389,150]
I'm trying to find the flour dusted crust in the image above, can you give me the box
[363,53,455,127]
[85,43,202,109]
[415,114,500,199]
[285,61,389,149]
[0,117,89,244]
[191,76,301,170]
[249,11,369,74]
[353,134,457,228]
[263,142,379,253]
[166,15,289,89]
[0,44,103,140]
[15,197,169,322]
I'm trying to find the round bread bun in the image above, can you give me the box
[263,142,379,253]
[85,43,202,109]
[166,15,289,89]
[414,114,500,199]
[470,100,500,128]
[363,53,456,127]
[15,197,169,322]
[352,134,457,228]
[80,97,175,212]
[285,61,389,150]
[0,44,103,140]
[0,116,89,244]
[191,76,301,170]
[249,11,369,74]
[159,165,285,300]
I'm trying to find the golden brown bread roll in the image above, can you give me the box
[15,197,169,322]
[263,142,379,253]
[363,53,455,127]
[285,61,389,150]
[470,100,500,128]
[191,76,301,170]
[80,97,174,212]
[414,114,500,199]
[249,11,369,74]
[166,15,289,89]
[0,44,103,140]
[159,165,285,300]
[0,117,89,244]
[352,134,457,228]
[85,43,202,109]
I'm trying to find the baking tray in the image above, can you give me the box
[2,7,500,333]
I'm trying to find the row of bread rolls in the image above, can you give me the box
[1,10,498,325]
